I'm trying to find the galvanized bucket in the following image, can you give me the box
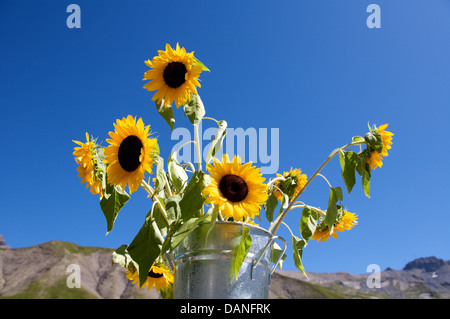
[172,221,287,299]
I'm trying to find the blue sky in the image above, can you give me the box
[1,0,449,275]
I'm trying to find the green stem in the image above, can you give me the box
[267,176,286,188]
[182,162,196,174]
[193,123,205,215]
[269,140,365,235]
[317,173,332,188]
[202,116,219,125]
[140,180,155,198]
[162,172,172,197]
[149,197,170,226]
[281,222,295,238]
[175,140,196,156]
[194,123,202,172]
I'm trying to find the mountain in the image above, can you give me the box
[0,240,159,299]
[270,259,450,299]
[0,235,9,249]
[0,237,449,299]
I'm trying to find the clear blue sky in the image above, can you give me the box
[1,0,449,275]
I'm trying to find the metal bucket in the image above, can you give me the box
[172,221,287,299]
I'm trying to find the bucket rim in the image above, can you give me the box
[196,220,275,237]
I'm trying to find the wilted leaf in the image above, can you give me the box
[231,226,252,280]
[183,94,205,125]
[100,179,130,235]
[155,99,175,132]
[300,206,320,243]
[323,187,343,230]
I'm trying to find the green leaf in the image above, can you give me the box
[179,171,212,221]
[183,94,205,125]
[292,235,307,278]
[270,242,287,271]
[352,136,365,143]
[231,225,252,280]
[100,180,130,235]
[170,213,210,250]
[277,192,289,219]
[168,151,188,193]
[164,194,182,225]
[323,187,343,230]
[205,120,227,164]
[93,147,107,190]
[154,156,166,194]
[127,215,164,287]
[275,176,298,201]
[204,205,220,245]
[263,192,278,223]
[151,196,170,238]
[300,206,320,243]
[361,168,371,198]
[155,99,175,132]
[356,153,371,198]
[112,244,131,268]
[339,149,359,195]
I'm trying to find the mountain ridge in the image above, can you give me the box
[1,238,449,299]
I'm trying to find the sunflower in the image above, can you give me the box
[366,149,383,170]
[273,168,307,202]
[126,264,174,292]
[366,123,394,170]
[103,115,158,194]
[143,43,205,109]
[312,211,358,243]
[202,154,268,221]
[73,132,104,198]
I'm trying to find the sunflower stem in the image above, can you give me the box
[175,140,196,156]
[140,180,155,198]
[281,222,295,238]
[269,140,366,235]
[267,176,286,188]
[148,193,170,226]
[162,172,172,197]
[289,204,305,211]
[194,123,202,172]
[288,204,326,217]
[317,173,332,188]
[271,184,283,194]
[202,116,219,125]
[181,162,196,174]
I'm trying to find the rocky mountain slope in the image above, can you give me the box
[0,237,448,299]
[270,256,450,299]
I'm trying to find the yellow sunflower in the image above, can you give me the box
[143,43,205,109]
[73,132,104,198]
[366,149,383,170]
[202,154,268,221]
[126,264,174,292]
[312,211,358,243]
[103,115,158,194]
[273,167,307,202]
[366,123,394,170]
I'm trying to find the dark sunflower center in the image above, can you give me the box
[148,269,163,278]
[163,62,187,88]
[118,135,143,172]
[219,174,249,203]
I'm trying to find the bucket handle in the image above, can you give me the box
[251,235,287,280]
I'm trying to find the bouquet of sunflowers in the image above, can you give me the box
[72,43,393,298]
